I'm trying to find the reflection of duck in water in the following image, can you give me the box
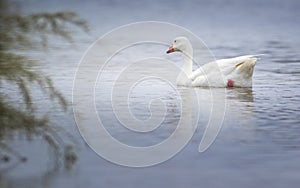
[227,87,254,102]
[166,37,259,87]
[227,88,254,119]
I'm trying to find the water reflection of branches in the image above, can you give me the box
[0,0,87,175]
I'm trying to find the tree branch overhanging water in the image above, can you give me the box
[0,0,88,173]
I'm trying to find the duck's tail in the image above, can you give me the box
[235,56,258,78]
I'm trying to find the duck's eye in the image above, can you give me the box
[174,40,177,43]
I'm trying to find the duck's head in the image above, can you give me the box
[166,36,192,54]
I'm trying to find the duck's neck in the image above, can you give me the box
[182,51,193,76]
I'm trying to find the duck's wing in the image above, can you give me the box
[190,55,259,87]
[190,55,259,80]
[217,55,258,76]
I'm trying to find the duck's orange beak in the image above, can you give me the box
[166,44,175,54]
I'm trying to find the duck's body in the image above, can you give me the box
[189,55,257,87]
[166,37,258,88]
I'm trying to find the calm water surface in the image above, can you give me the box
[1,0,300,187]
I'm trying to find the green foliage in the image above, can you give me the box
[0,2,88,134]
[0,0,88,167]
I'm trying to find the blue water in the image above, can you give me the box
[1,0,300,187]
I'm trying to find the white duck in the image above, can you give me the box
[166,36,258,87]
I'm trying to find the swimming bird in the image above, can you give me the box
[166,36,258,87]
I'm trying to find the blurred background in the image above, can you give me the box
[0,0,299,187]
